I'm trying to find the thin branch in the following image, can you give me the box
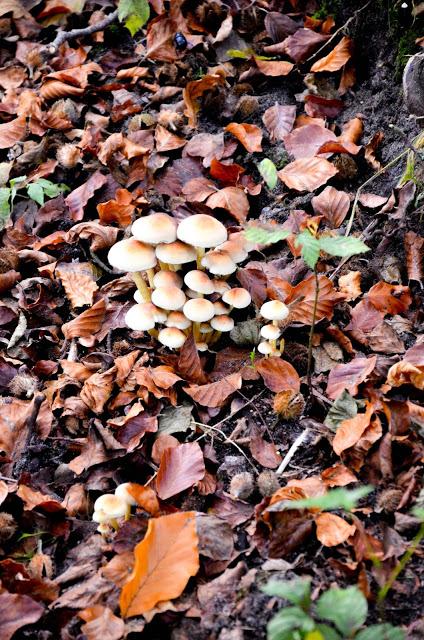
[45,9,119,54]
[276,428,310,475]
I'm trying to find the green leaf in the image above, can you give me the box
[0,187,11,225]
[355,624,405,640]
[226,48,253,59]
[27,182,45,206]
[258,158,278,189]
[262,577,311,609]
[316,587,368,636]
[295,230,320,269]
[411,488,424,521]
[244,225,290,245]
[315,624,341,640]
[267,486,372,513]
[158,405,194,435]
[36,178,69,198]
[319,235,370,258]
[10,175,26,205]
[267,607,315,640]
[324,389,359,431]
[118,0,149,35]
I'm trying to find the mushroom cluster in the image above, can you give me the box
[108,213,253,351]
[92,483,136,534]
[258,300,289,357]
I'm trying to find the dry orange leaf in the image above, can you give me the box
[80,366,116,414]
[62,298,106,339]
[387,359,424,390]
[286,274,344,324]
[278,157,338,192]
[56,262,98,308]
[97,188,135,227]
[262,103,296,142]
[128,484,160,515]
[155,124,186,152]
[340,117,364,145]
[184,372,242,407]
[327,356,377,400]
[338,271,362,302]
[312,186,350,228]
[310,36,352,72]
[79,605,125,640]
[367,281,412,316]
[120,511,199,617]
[183,73,226,128]
[257,357,300,393]
[254,58,294,77]
[333,403,374,455]
[156,442,205,500]
[206,186,249,223]
[321,463,357,487]
[225,123,263,153]
[315,512,355,546]
[404,231,423,285]
[0,115,26,149]
[364,131,384,170]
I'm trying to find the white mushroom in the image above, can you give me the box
[158,327,187,349]
[201,250,236,276]
[108,237,157,301]
[222,287,251,310]
[132,212,177,245]
[151,286,186,311]
[177,214,228,268]
[184,270,214,295]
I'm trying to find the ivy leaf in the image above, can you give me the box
[258,158,278,189]
[316,587,368,637]
[118,0,150,35]
[244,225,290,245]
[296,230,321,269]
[319,235,370,258]
[267,486,372,513]
[0,187,11,227]
[27,182,45,206]
[262,577,311,609]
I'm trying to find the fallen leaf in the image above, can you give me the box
[196,514,234,560]
[184,74,226,128]
[311,36,352,72]
[177,332,207,384]
[285,274,344,324]
[262,104,296,142]
[56,262,98,308]
[249,423,281,468]
[0,591,44,640]
[367,282,412,315]
[185,132,225,168]
[321,463,357,487]
[312,186,350,228]
[68,221,119,251]
[17,484,63,512]
[364,131,384,170]
[80,366,116,414]
[155,124,186,152]
[278,157,338,191]
[182,177,216,202]
[254,58,293,76]
[264,11,298,42]
[127,484,160,515]
[79,605,125,640]
[340,117,364,145]
[256,357,300,393]
[156,442,205,500]
[275,28,329,63]
[0,66,27,90]
[315,512,355,546]
[120,511,199,617]
[404,231,423,285]
[333,403,374,455]
[206,186,249,223]
[326,356,377,400]
[0,116,26,149]
[97,188,135,227]
[62,299,106,339]
[65,171,108,222]
[184,372,242,407]
[210,158,245,184]
[338,271,361,301]
[225,123,263,153]
[284,124,337,159]
[304,95,345,119]
[387,344,424,390]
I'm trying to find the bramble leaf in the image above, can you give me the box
[316,586,367,636]
[296,230,320,269]
[319,235,370,258]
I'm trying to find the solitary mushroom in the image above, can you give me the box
[132,212,177,246]
[258,341,275,357]
[93,494,128,529]
[177,214,227,267]
[108,237,156,302]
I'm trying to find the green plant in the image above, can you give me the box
[258,159,279,190]
[117,0,150,36]
[263,577,405,640]
[0,176,69,229]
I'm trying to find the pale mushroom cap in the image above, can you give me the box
[97,523,111,535]
[92,510,110,524]
[158,327,186,349]
[260,300,289,321]
[133,292,169,321]
[167,311,192,330]
[211,315,234,332]
[212,279,231,294]
[132,213,177,245]
[125,303,156,331]
[201,250,237,275]
[152,286,186,311]
[93,494,128,519]
[183,298,215,322]
[200,322,213,334]
[222,287,251,309]
[258,341,275,355]
[108,237,157,272]
[217,238,248,263]
[196,342,209,352]
[184,270,214,295]
[213,300,230,315]
[261,324,281,340]
[177,214,227,248]
[155,241,196,265]
[152,270,183,289]
[115,483,137,506]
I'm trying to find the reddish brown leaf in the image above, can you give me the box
[338,271,362,301]
[62,299,106,339]
[311,36,352,72]
[254,58,293,76]
[333,403,374,455]
[127,484,160,515]
[156,442,205,500]
[404,231,423,285]
[278,157,338,191]
[80,367,116,414]
[0,66,27,90]
[155,124,186,152]
[256,357,300,393]
[340,117,364,145]
[65,171,108,222]
[97,188,135,227]
[0,270,21,294]
[210,158,245,184]
[56,262,98,308]
[286,274,344,324]
[321,463,357,487]
[182,177,216,202]
[184,74,226,128]
[367,282,412,315]
[249,424,281,469]
[274,28,329,63]
[315,513,355,546]
[68,221,119,251]
[262,104,296,142]
[364,131,384,170]
[184,372,242,407]
[17,485,63,512]
[304,95,345,119]
[185,133,225,168]
[0,591,44,640]
[177,332,207,384]
[225,123,263,153]
[312,186,350,228]
[206,186,249,222]
[326,356,377,400]
[79,606,125,640]
[0,115,26,149]
[284,124,337,159]
[237,267,268,306]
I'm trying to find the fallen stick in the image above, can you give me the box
[45,9,119,54]
[276,427,310,475]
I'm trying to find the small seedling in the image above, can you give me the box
[0,175,69,228]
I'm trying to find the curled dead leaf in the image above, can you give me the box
[156,442,205,500]
[206,186,249,223]
[315,512,356,546]
[338,271,362,302]
[225,122,263,153]
[404,231,423,285]
[0,116,26,149]
[56,262,98,308]
[367,282,412,316]
[62,299,106,339]
[184,372,242,407]
[333,403,374,455]
[285,274,344,325]
[310,36,352,72]
[183,74,226,128]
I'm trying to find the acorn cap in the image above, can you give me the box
[155,240,196,265]
[217,237,248,263]
[108,237,157,273]
[261,324,281,340]
[125,303,156,331]
[152,286,186,311]
[152,270,183,289]
[166,311,192,330]
[184,270,214,295]
[260,300,289,321]
[132,213,177,245]
[258,341,275,355]
[177,214,227,248]
[211,315,234,332]
[158,327,186,349]
[183,298,215,322]
[93,494,128,519]
[115,482,137,506]
[201,250,236,275]
[213,300,230,316]
[222,287,251,309]
[212,279,231,294]
[130,300,167,322]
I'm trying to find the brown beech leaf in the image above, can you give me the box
[97,188,135,227]
[404,231,423,285]
[120,512,199,617]
[17,484,63,512]
[278,157,337,191]
[338,271,362,301]
[145,14,178,62]
[286,274,344,324]
[184,74,226,128]
[0,270,21,294]
[340,117,364,145]
[256,357,300,393]
[182,177,216,202]
[0,591,44,640]
[310,36,352,72]
[326,356,377,400]
[155,124,186,152]
[276,29,329,63]
[304,95,345,119]
[358,193,388,208]
[333,403,374,455]
[56,262,98,308]
[80,367,116,414]
[127,484,160,515]
[0,115,26,149]
[185,132,225,168]
[177,332,207,384]
[254,58,293,77]
[184,372,242,407]
[206,186,249,222]
[312,186,350,228]
[68,221,119,251]
[249,423,281,469]
[262,104,296,142]
[366,282,412,315]
[79,605,125,640]
[0,67,27,90]
[65,171,108,222]
[62,299,106,339]
[387,343,424,390]
[321,463,357,487]
[264,11,298,41]
[156,442,205,500]
[284,124,337,159]
[237,267,268,306]
[225,123,263,153]
[315,513,356,546]
[364,131,384,170]
[210,158,245,184]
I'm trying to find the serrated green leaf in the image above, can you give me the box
[244,226,290,245]
[36,178,68,198]
[258,158,278,190]
[262,577,311,609]
[158,405,194,435]
[356,624,405,640]
[319,235,370,258]
[324,389,358,431]
[267,486,372,513]
[0,187,11,227]
[267,606,315,640]
[27,182,45,206]
[118,0,149,34]
[316,587,368,636]
[296,230,320,269]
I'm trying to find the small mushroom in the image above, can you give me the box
[151,286,186,311]
[152,270,183,289]
[210,314,234,343]
[258,340,275,357]
[93,494,128,529]
[158,327,187,349]
[125,303,156,332]
[217,237,248,263]
[213,300,230,316]
[155,240,196,270]
[260,300,289,342]
[201,250,237,276]
[166,311,192,331]
[184,270,214,296]
[108,237,156,301]
[260,323,281,351]
[183,298,215,343]
[132,212,177,247]
[222,287,251,310]
[177,214,228,268]
[212,279,231,295]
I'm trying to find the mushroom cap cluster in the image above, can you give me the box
[92,483,136,533]
[258,300,289,356]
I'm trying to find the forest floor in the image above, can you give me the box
[0,1,423,639]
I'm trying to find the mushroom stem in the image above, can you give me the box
[279,337,285,354]
[133,272,151,302]
[125,505,131,521]
[271,339,277,351]
[210,330,221,344]
[193,322,201,343]
[148,328,159,339]
[146,268,155,288]
[158,260,168,271]
[196,247,205,269]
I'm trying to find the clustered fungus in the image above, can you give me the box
[258,300,290,357]
[92,483,136,534]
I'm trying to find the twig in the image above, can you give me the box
[45,9,119,54]
[276,428,310,475]
[195,422,259,473]
[306,270,319,390]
